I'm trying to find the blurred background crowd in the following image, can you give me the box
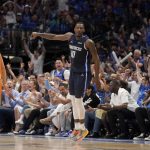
[0,0,150,71]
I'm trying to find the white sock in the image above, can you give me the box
[75,97,86,130]
[75,97,85,120]
[70,95,78,119]
[74,122,80,130]
[70,95,80,130]
[80,123,86,130]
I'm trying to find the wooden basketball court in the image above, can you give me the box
[0,135,150,150]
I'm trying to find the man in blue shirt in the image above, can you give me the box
[0,80,19,132]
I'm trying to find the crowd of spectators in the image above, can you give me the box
[0,0,150,54]
[0,0,150,141]
[1,47,150,140]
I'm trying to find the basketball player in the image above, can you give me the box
[31,22,101,141]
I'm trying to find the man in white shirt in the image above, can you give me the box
[98,80,138,139]
[24,40,46,75]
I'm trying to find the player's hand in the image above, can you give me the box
[31,32,38,39]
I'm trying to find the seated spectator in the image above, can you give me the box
[19,62,26,76]
[14,80,30,110]
[133,90,150,140]
[127,49,144,71]
[37,74,45,92]
[26,61,34,77]
[50,58,70,83]
[136,63,150,106]
[21,4,37,31]
[84,85,100,138]
[18,80,46,135]
[147,55,150,77]
[40,83,71,136]
[6,63,25,92]
[98,80,139,139]
[0,80,19,132]
[127,71,141,101]
[14,80,30,133]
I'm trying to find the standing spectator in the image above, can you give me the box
[23,39,46,75]
[3,1,16,50]
[84,85,100,138]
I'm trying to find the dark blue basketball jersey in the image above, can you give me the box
[69,34,91,73]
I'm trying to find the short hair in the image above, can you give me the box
[55,58,62,62]
[111,79,121,87]
[75,21,85,26]
[74,21,85,29]
[120,80,128,90]
[87,84,94,92]
[59,82,68,88]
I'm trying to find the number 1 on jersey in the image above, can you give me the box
[71,50,76,58]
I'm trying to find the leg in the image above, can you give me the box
[93,115,101,134]
[107,109,118,136]
[1,107,15,132]
[133,107,149,140]
[116,109,135,139]
[74,72,91,130]
[135,107,148,134]
[74,97,85,130]
[85,111,96,132]
[22,109,40,131]
[65,111,72,131]
[0,107,6,130]
[71,95,80,130]
[59,111,66,132]
[16,105,30,124]
[101,112,111,135]
[69,71,91,140]
[33,108,50,130]
[14,106,21,121]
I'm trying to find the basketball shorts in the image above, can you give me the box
[69,71,92,98]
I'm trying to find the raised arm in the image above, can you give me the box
[136,62,142,84]
[23,40,32,58]
[142,91,150,106]
[30,0,38,14]
[31,32,73,41]
[6,64,17,82]
[2,0,14,6]
[40,43,46,56]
